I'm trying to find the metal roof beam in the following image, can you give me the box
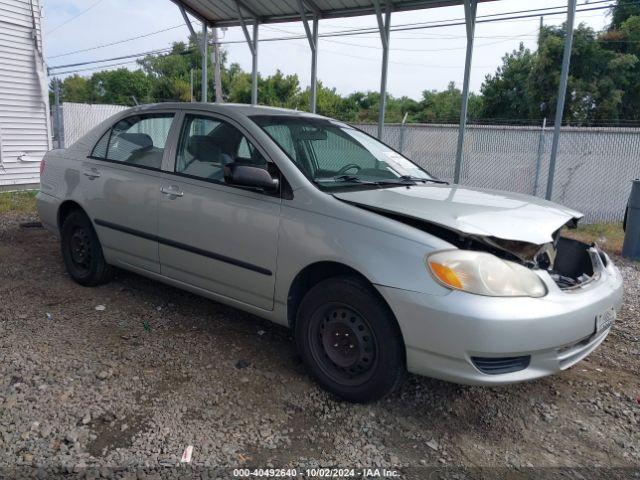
[297,0,319,112]
[234,0,260,105]
[235,1,257,55]
[235,0,260,20]
[171,0,495,28]
[178,4,197,39]
[297,0,315,50]
[302,0,322,16]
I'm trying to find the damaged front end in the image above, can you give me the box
[361,206,603,292]
[484,230,605,291]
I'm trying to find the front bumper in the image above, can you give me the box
[377,253,624,385]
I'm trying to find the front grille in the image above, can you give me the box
[471,355,531,375]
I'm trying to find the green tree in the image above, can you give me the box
[530,23,638,125]
[416,82,482,123]
[480,44,536,122]
[479,15,640,126]
[296,82,359,121]
[60,75,90,103]
[609,0,640,29]
[87,68,153,105]
[138,39,203,102]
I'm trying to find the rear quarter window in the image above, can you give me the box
[91,130,110,158]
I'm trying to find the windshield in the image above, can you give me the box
[250,115,435,189]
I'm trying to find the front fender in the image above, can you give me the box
[274,203,451,309]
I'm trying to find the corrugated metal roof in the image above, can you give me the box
[173,0,495,27]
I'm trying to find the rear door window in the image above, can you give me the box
[92,114,174,170]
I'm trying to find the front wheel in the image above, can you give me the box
[295,276,406,402]
[61,210,113,286]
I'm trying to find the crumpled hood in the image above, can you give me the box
[334,184,583,245]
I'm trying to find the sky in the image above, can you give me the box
[42,0,613,100]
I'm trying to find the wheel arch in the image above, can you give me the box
[57,200,87,232]
[286,261,402,338]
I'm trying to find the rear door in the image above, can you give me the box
[157,112,281,310]
[81,112,177,273]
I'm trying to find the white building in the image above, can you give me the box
[0,0,51,190]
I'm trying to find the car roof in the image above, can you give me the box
[128,102,327,120]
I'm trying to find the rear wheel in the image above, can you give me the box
[61,210,112,286]
[295,276,406,402]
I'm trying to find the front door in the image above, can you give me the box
[157,113,281,310]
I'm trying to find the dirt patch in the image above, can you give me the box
[0,214,639,476]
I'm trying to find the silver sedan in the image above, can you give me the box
[37,103,623,402]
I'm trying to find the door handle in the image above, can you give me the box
[161,185,184,197]
[82,169,101,180]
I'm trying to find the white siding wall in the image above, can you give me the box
[0,0,51,187]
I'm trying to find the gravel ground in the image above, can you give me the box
[1,213,639,479]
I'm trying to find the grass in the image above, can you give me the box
[563,222,625,256]
[0,190,38,215]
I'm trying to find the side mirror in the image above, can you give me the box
[224,163,279,192]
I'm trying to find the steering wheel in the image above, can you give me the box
[336,164,361,175]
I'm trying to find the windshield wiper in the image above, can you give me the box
[315,175,377,185]
[315,174,446,188]
[398,175,449,185]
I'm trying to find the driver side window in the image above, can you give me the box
[175,115,267,183]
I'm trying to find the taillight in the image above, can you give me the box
[40,158,45,175]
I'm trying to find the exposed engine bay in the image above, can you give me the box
[358,206,603,291]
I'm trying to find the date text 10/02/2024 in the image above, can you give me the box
[232,468,401,477]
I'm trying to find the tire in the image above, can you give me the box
[61,210,113,286]
[295,276,406,403]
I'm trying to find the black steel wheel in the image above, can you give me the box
[61,210,113,286]
[295,276,406,402]
[309,304,378,386]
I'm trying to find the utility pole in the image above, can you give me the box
[212,27,223,102]
[201,21,208,103]
[190,69,194,102]
[53,77,63,149]
[545,0,577,200]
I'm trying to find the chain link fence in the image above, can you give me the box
[51,103,639,224]
[357,122,640,223]
[56,102,128,148]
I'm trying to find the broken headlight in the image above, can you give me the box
[427,250,547,298]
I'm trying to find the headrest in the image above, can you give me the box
[187,135,222,162]
[118,133,153,151]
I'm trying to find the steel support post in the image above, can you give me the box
[310,17,319,112]
[373,0,391,139]
[545,0,577,200]
[251,22,259,105]
[298,0,320,113]
[201,21,208,102]
[453,0,477,184]
[236,2,259,105]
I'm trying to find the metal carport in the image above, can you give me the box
[170,0,578,198]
